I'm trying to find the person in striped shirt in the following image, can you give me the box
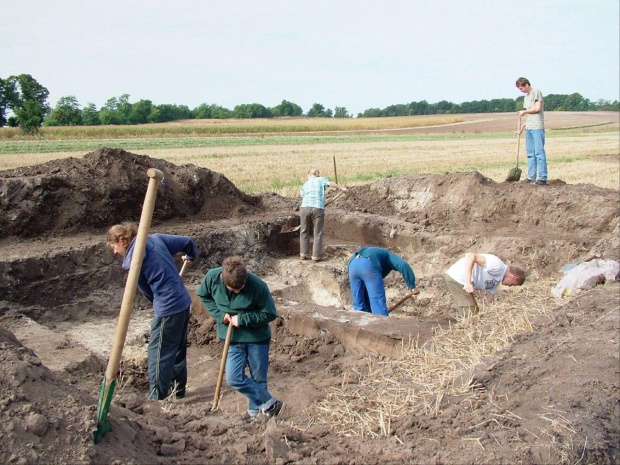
[299,168,348,261]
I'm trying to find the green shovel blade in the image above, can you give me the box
[92,376,116,444]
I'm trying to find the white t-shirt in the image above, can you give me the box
[446,254,508,294]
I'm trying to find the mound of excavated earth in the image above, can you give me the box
[0,149,618,464]
[0,147,267,238]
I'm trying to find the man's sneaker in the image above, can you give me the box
[263,400,284,418]
[535,179,547,186]
[520,178,534,183]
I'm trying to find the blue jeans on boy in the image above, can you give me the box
[147,308,190,400]
[525,129,548,182]
[348,256,388,316]
[226,341,276,417]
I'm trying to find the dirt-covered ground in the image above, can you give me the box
[0,146,618,464]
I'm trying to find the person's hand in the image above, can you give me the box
[518,110,527,118]
[463,283,475,294]
[223,313,240,327]
[411,288,420,295]
[341,186,348,192]
[181,254,193,263]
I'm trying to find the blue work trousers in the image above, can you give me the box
[226,341,276,417]
[348,256,388,316]
[147,308,190,400]
[525,129,548,182]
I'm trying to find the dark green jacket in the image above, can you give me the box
[196,268,277,343]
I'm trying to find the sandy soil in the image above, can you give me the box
[0,139,618,464]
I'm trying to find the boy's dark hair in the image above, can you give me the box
[515,77,531,88]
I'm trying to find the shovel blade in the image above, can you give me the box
[92,376,116,444]
[505,167,522,182]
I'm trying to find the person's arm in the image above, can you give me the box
[196,273,225,322]
[463,253,487,294]
[518,100,542,119]
[236,281,277,328]
[327,181,348,192]
[159,234,199,261]
[388,253,418,294]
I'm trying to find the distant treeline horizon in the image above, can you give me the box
[1,73,618,133]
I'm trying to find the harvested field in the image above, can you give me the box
[0,113,618,464]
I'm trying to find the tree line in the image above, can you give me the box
[1,74,618,133]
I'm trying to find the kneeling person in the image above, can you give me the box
[196,256,283,419]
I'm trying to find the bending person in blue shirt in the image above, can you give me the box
[347,247,419,316]
[107,222,199,400]
[299,168,347,262]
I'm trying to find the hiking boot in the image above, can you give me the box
[520,178,534,183]
[300,254,310,260]
[311,256,321,262]
[262,400,284,418]
[535,179,547,185]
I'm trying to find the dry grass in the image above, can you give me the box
[291,279,557,438]
[2,133,616,194]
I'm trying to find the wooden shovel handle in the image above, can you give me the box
[516,117,521,167]
[105,168,164,383]
[212,322,234,410]
[388,292,413,313]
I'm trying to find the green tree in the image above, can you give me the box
[0,77,18,127]
[81,103,100,125]
[271,100,303,117]
[45,96,83,126]
[192,103,233,119]
[128,99,153,124]
[233,103,272,118]
[307,103,328,117]
[333,106,350,118]
[9,74,50,133]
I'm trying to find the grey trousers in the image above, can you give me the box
[300,207,325,259]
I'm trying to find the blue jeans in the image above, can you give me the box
[525,129,548,181]
[226,341,276,416]
[348,256,388,316]
[147,308,190,400]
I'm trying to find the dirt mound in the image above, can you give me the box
[0,147,261,238]
[0,325,159,465]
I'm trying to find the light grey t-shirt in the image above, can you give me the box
[524,88,545,130]
[445,254,508,295]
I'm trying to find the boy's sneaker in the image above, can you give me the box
[520,178,534,183]
[535,179,547,185]
[263,400,284,418]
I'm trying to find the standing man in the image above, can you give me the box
[516,77,548,185]
[107,222,199,400]
[299,168,348,262]
[444,253,526,317]
[347,246,419,317]
[196,256,283,419]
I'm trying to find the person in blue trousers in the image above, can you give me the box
[196,256,283,419]
[516,77,548,185]
[107,222,199,400]
[347,247,419,316]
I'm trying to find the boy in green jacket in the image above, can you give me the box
[196,256,283,419]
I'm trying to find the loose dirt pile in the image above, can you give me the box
[0,147,617,464]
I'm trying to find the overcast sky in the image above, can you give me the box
[3,0,619,116]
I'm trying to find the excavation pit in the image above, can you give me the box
[0,148,618,464]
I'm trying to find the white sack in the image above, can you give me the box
[552,259,620,298]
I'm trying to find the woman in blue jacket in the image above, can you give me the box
[107,222,199,400]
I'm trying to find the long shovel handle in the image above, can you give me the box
[516,117,521,168]
[212,323,234,411]
[388,292,413,313]
[179,260,188,277]
[333,155,338,185]
[94,168,163,444]
[470,294,480,313]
